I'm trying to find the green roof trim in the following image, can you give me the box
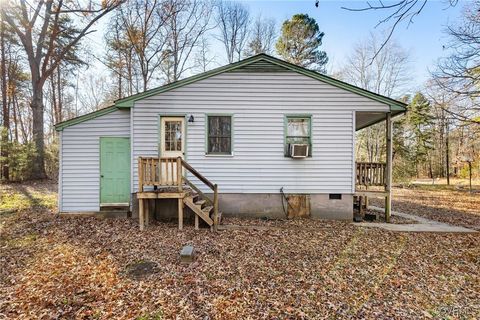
[55,105,119,131]
[113,53,407,111]
[56,54,407,131]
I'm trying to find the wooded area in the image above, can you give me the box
[0,0,479,183]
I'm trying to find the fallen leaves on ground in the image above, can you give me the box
[371,185,480,230]
[0,183,479,319]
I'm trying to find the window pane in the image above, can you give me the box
[287,118,309,137]
[208,137,231,154]
[164,120,182,151]
[208,116,232,154]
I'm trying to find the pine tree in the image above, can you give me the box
[275,14,328,72]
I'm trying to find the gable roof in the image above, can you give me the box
[114,53,407,111]
[55,54,407,131]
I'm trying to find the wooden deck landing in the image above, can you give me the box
[137,190,186,231]
[137,157,221,231]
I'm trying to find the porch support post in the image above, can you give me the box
[139,198,145,231]
[385,112,392,223]
[145,199,150,227]
[178,198,183,230]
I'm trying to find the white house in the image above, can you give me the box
[55,54,406,228]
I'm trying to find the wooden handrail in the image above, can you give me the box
[180,158,215,190]
[180,158,219,228]
[183,177,213,206]
[138,156,220,227]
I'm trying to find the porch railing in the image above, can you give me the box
[137,156,219,226]
[356,162,386,187]
[138,157,182,191]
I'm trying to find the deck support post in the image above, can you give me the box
[213,184,219,230]
[178,198,183,230]
[145,200,150,227]
[139,198,145,231]
[385,112,392,223]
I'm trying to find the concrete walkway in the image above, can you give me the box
[355,206,477,233]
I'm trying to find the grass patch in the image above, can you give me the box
[4,233,38,248]
[0,185,56,211]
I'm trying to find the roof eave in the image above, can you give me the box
[113,53,408,111]
[356,108,406,131]
[54,105,118,131]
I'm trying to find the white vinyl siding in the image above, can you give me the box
[132,71,389,194]
[60,109,130,212]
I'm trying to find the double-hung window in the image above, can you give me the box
[285,115,312,156]
[207,115,232,155]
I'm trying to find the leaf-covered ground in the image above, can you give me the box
[370,183,480,231]
[1,182,479,319]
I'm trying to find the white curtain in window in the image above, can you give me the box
[287,119,309,137]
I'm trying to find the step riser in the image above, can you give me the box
[183,198,214,226]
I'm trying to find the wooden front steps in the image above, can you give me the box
[183,196,214,227]
[137,156,222,231]
[183,191,223,230]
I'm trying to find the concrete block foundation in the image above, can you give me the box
[219,193,353,220]
[131,193,353,221]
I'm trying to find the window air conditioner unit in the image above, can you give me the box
[289,144,309,158]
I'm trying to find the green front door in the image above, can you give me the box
[100,137,131,204]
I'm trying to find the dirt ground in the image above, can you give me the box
[1,181,479,319]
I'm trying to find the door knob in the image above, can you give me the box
[101,175,104,178]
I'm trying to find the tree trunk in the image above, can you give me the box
[117,51,122,99]
[56,66,62,123]
[51,72,57,124]
[1,15,9,180]
[428,157,433,179]
[445,120,450,185]
[17,96,28,143]
[30,85,47,179]
[12,93,18,142]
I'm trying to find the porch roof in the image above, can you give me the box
[356,110,404,131]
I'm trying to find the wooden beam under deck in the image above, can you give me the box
[137,192,187,199]
[354,190,388,197]
[137,191,186,230]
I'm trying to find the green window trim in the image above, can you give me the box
[205,114,234,156]
[284,114,312,157]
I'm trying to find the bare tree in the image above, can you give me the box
[340,33,410,97]
[244,15,276,57]
[1,10,9,180]
[432,2,480,124]
[339,33,411,163]
[104,9,136,99]
[215,1,250,63]
[194,36,216,73]
[2,0,122,179]
[79,73,110,112]
[342,0,458,60]
[162,0,214,83]
[120,0,169,91]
